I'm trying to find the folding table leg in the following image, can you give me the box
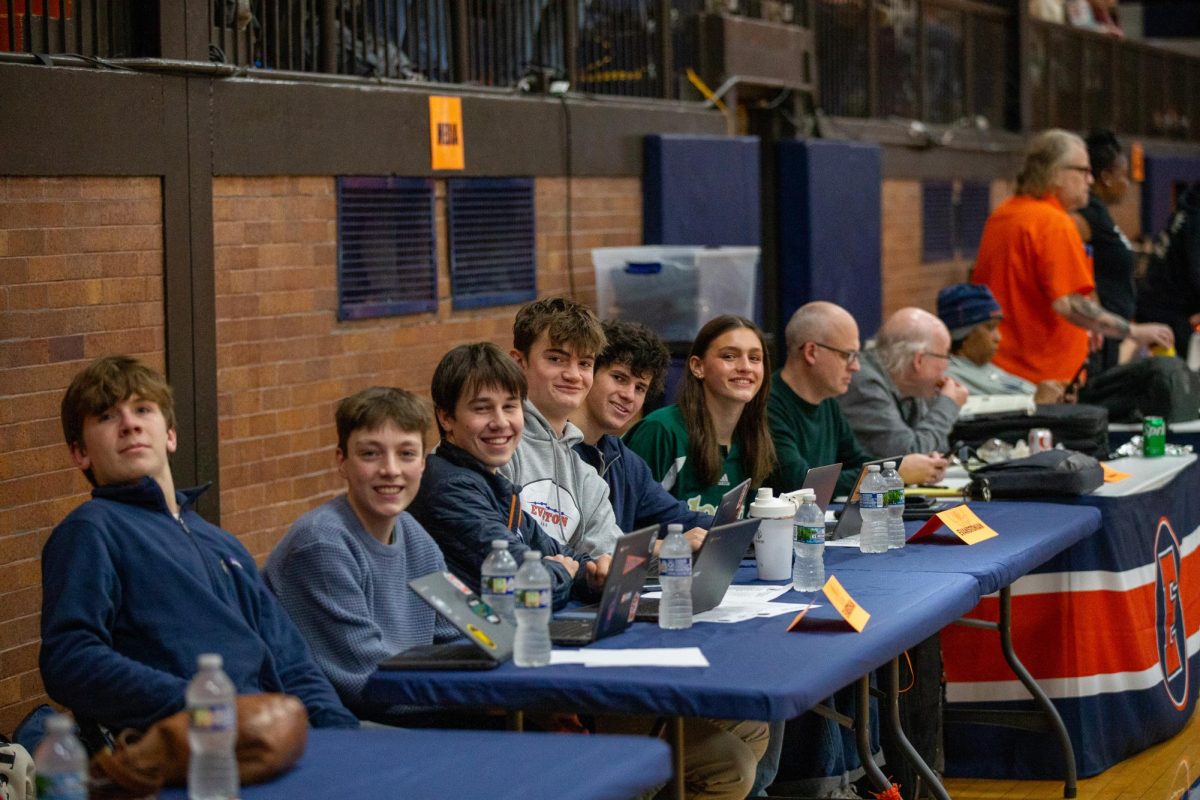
[997,587,1077,799]
[884,657,951,800]
[856,675,890,793]
[667,716,686,800]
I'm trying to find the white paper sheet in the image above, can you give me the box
[826,534,861,548]
[693,602,814,624]
[549,647,710,667]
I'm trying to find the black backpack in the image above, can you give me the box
[970,449,1104,499]
[951,403,1110,459]
[1077,356,1200,423]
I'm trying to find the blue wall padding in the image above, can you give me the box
[777,139,882,338]
[1142,156,1200,237]
[643,135,761,246]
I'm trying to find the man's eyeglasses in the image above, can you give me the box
[920,350,952,361]
[811,342,860,366]
[1060,165,1093,176]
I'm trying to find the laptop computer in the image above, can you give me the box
[378,571,515,671]
[801,462,842,512]
[712,478,753,527]
[549,526,658,646]
[829,456,902,539]
[635,517,762,622]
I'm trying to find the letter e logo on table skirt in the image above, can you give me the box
[1154,517,1189,710]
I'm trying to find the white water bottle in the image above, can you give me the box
[659,523,694,629]
[33,715,87,800]
[858,465,890,554]
[187,653,239,800]
[792,489,826,592]
[513,551,552,667]
[481,539,519,624]
[882,460,906,550]
[1188,326,1200,372]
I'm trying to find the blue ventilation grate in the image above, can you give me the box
[956,181,992,260]
[922,180,956,263]
[447,177,537,310]
[336,176,438,320]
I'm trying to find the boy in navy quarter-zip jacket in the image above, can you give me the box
[40,356,357,741]
[408,342,609,611]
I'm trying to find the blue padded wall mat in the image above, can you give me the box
[777,139,882,338]
[643,134,761,246]
[1142,156,1200,237]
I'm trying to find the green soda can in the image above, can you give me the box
[1143,416,1166,457]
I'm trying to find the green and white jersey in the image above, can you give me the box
[625,404,748,516]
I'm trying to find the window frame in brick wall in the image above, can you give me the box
[446,177,537,311]
[921,180,956,262]
[336,176,438,321]
[955,181,991,260]
[921,179,991,263]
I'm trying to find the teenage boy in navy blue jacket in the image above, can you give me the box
[40,356,357,738]
[570,320,711,544]
[408,342,609,611]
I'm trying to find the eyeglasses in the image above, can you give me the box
[920,350,952,361]
[811,342,860,366]
[1060,165,1093,176]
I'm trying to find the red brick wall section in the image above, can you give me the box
[213,175,641,562]
[0,176,165,735]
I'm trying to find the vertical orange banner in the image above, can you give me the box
[429,96,465,171]
[1130,141,1144,183]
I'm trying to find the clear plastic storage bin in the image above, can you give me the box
[591,246,759,342]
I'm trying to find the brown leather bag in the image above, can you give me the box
[91,694,308,796]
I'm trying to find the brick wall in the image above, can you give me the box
[880,178,1013,328]
[213,175,641,561]
[0,176,164,734]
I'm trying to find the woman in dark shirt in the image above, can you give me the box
[1073,129,1137,374]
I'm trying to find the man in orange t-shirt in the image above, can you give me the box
[973,129,1173,384]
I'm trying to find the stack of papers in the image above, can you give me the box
[550,648,710,667]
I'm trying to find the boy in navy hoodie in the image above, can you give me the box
[40,356,357,740]
[569,320,710,544]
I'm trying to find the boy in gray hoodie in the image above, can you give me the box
[501,297,623,556]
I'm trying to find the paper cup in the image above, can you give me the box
[753,518,793,580]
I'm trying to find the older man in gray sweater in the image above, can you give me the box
[838,307,969,458]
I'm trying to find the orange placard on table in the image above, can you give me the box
[908,504,998,545]
[1101,462,1131,483]
[429,96,465,171]
[787,575,870,633]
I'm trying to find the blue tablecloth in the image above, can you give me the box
[366,569,980,722]
[825,501,1103,595]
[159,728,672,800]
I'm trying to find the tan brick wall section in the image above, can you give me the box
[214,175,641,562]
[880,178,1014,330]
[0,176,164,734]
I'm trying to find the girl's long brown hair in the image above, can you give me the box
[678,315,776,488]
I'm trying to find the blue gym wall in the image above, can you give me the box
[776,139,883,339]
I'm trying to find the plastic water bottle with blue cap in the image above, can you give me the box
[859,464,889,553]
[514,551,552,666]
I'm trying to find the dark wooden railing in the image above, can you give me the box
[3,1,1197,141]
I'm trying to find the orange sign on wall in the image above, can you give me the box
[1131,141,1145,183]
[429,96,465,171]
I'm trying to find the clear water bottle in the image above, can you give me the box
[659,523,693,630]
[882,460,906,550]
[513,551,552,667]
[1188,325,1200,372]
[858,465,890,554]
[33,714,87,800]
[481,539,519,624]
[187,653,239,800]
[792,489,826,592]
